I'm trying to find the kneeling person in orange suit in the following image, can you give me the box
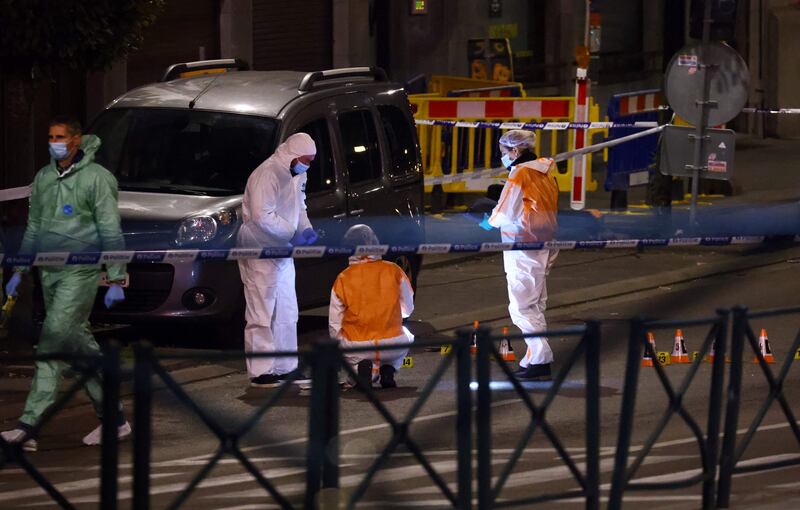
[328,225,415,389]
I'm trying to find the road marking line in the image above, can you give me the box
[571,420,800,460]
[0,473,180,503]
[161,397,530,465]
[598,453,800,487]
[396,455,692,496]
[207,459,506,499]
[21,468,308,505]
[555,495,702,504]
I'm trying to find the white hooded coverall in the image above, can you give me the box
[488,157,559,368]
[329,256,415,380]
[237,133,315,377]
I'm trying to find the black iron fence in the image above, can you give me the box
[1,308,798,509]
[608,311,729,510]
[716,305,800,508]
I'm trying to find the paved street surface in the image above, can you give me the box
[1,135,799,508]
[1,244,799,509]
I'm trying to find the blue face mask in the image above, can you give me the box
[501,153,514,169]
[293,161,310,174]
[49,142,69,161]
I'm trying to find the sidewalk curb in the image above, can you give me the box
[430,244,800,333]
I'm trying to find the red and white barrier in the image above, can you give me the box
[426,99,571,119]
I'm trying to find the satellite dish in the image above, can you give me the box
[664,41,750,127]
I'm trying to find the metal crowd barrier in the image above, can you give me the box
[472,323,601,509]
[608,311,729,510]
[2,309,798,508]
[0,346,121,509]
[716,305,800,508]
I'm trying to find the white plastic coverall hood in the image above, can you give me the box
[237,133,315,249]
[237,133,316,377]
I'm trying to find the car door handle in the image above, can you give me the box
[333,212,347,219]
[350,209,365,215]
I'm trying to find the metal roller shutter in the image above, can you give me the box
[252,0,333,71]
[127,0,221,89]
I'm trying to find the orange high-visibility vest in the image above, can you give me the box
[491,158,559,242]
[332,260,412,342]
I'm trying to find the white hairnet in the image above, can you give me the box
[498,129,537,150]
[342,224,380,246]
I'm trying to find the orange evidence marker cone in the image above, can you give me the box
[641,332,656,367]
[499,326,516,362]
[470,320,479,356]
[753,328,776,364]
[671,329,690,363]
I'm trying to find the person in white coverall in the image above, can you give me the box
[238,133,318,388]
[328,224,414,389]
[478,129,559,381]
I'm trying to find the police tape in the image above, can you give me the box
[3,235,798,267]
[741,108,800,114]
[414,119,659,130]
[0,184,33,202]
[423,124,666,186]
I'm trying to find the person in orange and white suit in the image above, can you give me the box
[329,224,414,389]
[478,129,559,381]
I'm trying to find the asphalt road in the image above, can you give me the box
[1,247,799,509]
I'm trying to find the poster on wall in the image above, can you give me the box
[467,38,514,81]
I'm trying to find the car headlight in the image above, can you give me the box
[177,216,218,245]
[175,208,238,246]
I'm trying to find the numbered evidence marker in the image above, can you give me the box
[402,356,414,368]
[691,351,701,362]
[795,348,800,361]
[440,344,453,356]
[657,352,672,366]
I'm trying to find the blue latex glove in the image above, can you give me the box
[290,230,307,246]
[302,227,318,245]
[478,213,495,231]
[104,284,125,309]
[5,273,22,297]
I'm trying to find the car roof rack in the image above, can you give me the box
[160,58,249,82]
[298,67,388,92]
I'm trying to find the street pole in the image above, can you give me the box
[689,0,716,228]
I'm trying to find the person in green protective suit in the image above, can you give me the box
[1,116,131,452]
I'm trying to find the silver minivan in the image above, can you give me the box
[87,60,425,344]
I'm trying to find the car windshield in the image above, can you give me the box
[90,108,278,196]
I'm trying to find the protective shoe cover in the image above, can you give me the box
[1,429,38,452]
[82,421,132,446]
[515,363,552,381]
[250,374,282,388]
[379,365,397,388]
[237,133,316,379]
[355,360,373,389]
